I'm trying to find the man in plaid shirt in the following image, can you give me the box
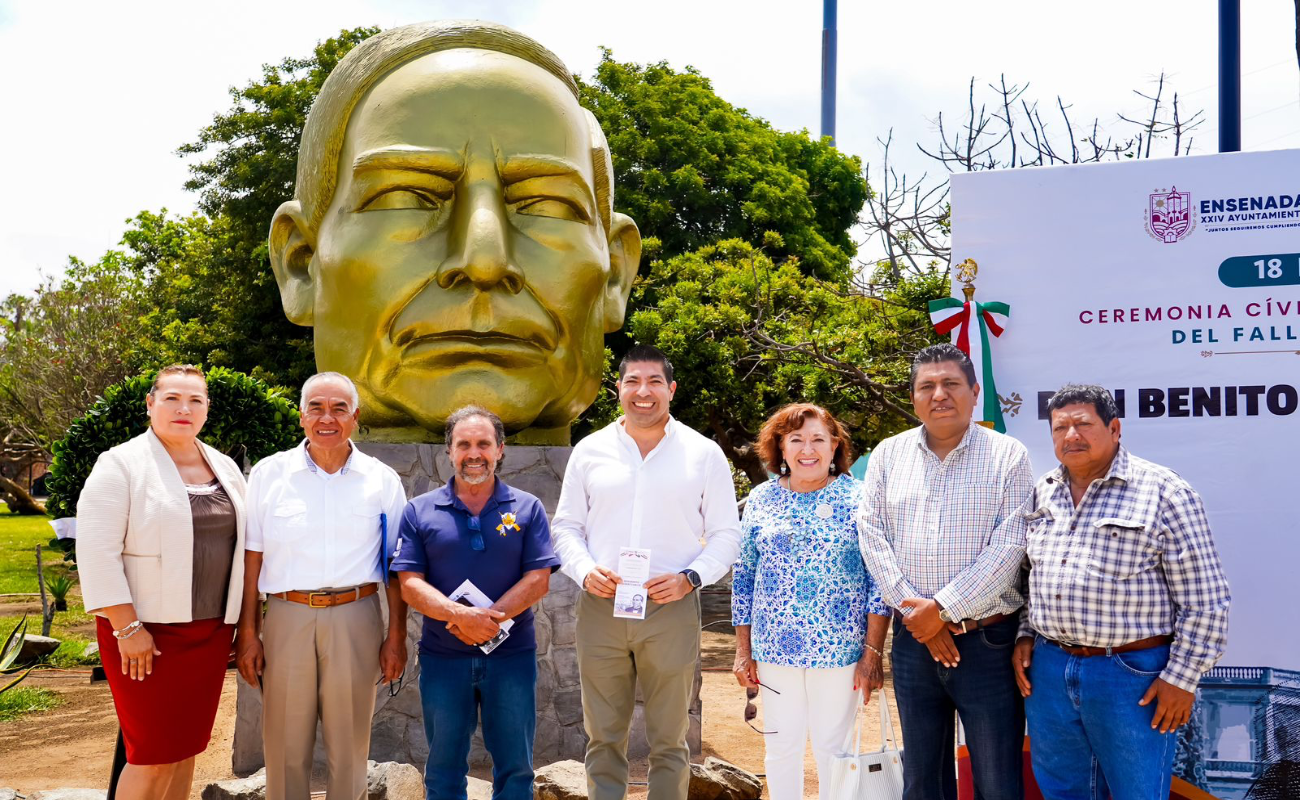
[858,344,1034,800]
[1014,384,1230,800]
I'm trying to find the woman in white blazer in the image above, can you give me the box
[77,364,247,800]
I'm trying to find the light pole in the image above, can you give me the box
[821,0,837,146]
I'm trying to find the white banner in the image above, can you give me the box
[950,149,1300,800]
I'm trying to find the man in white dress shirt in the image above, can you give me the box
[552,344,741,800]
[235,372,408,800]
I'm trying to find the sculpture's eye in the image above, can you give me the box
[359,189,442,212]
[514,197,587,223]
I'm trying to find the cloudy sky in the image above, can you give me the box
[1,0,1296,299]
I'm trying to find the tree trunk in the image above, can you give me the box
[705,413,768,488]
[0,475,45,515]
[36,545,53,637]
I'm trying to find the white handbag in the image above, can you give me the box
[827,693,905,800]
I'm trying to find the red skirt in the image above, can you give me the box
[96,616,235,765]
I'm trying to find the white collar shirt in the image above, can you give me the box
[245,440,408,594]
[552,416,741,587]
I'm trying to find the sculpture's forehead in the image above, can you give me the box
[344,49,591,162]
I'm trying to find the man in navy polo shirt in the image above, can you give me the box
[393,405,561,800]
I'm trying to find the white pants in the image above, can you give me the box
[756,661,859,800]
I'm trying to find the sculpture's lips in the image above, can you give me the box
[396,329,550,366]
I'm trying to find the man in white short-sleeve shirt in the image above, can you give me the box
[552,345,741,800]
[235,372,408,800]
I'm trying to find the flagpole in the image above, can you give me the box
[1219,0,1241,152]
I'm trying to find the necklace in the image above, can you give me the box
[785,473,832,493]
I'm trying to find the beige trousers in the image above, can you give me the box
[262,593,383,800]
[576,591,701,800]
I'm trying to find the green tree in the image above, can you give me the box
[571,54,878,445]
[622,237,938,484]
[131,27,381,387]
[0,258,147,511]
[577,52,868,282]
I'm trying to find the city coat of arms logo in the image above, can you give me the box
[1145,186,1196,243]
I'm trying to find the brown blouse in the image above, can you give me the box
[187,479,237,620]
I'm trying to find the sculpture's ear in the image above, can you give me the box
[269,200,316,326]
[602,212,641,333]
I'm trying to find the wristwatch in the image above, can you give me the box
[679,569,702,591]
[938,605,956,624]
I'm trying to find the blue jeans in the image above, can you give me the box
[1025,638,1176,800]
[891,615,1025,800]
[418,650,538,800]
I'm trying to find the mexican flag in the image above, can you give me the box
[927,297,1010,432]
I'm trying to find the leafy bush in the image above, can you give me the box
[45,367,301,519]
[43,573,74,611]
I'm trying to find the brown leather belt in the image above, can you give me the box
[1047,635,1172,657]
[951,612,1011,632]
[271,583,378,608]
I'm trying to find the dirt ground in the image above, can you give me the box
[0,588,897,799]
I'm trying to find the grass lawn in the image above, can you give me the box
[0,509,97,668]
[0,685,62,722]
[0,508,67,595]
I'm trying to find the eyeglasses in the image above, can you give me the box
[467,517,485,552]
[744,679,780,735]
[377,670,405,697]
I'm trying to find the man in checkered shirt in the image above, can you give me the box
[1014,384,1230,800]
[858,343,1034,800]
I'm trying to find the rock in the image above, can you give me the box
[533,759,588,800]
[201,768,266,800]
[18,633,60,660]
[553,688,583,727]
[83,642,99,659]
[28,791,107,800]
[467,775,493,800]
[0,789,18,800]
[688,758,762,800]
[366,760,424,800]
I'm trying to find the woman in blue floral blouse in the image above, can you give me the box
[731,403,890,800]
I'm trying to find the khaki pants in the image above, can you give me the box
[262,593,383,800]
[576,591,700,800]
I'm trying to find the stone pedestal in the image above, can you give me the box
[233,443,701,775]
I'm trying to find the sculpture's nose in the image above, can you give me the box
[437,179,524,295]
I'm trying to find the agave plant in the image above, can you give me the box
[44,572,74,612]
[1,615,43,695]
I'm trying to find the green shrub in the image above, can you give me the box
[43,572,74,611]
[45,367,301,519]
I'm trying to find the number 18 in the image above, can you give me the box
[1255,258,1291,280]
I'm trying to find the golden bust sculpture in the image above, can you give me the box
[269,21,641,444]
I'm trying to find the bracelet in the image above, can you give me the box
[113,620,144,640]
[864,643,883,658]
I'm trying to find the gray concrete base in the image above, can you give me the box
[233,443,700,775]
